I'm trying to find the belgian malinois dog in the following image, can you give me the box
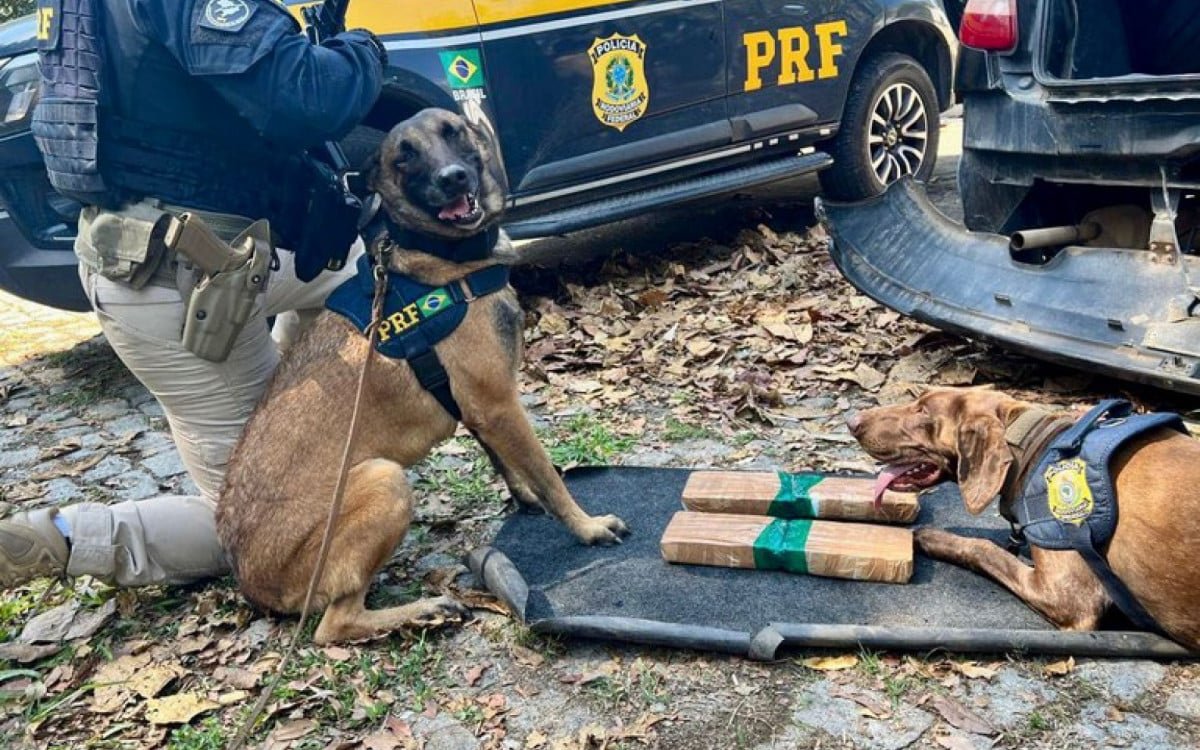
[217,109,629,644]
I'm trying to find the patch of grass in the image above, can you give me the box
[0,582,55,641]
[731,431,759,447]
[882,675,916,707]
[167,717,228,750]
[856,648,884,678]
[394,633,443,710]
[542,413,633,467]
[583,676,628,710]
[414,448,504,508]
[634,661,669,707]
[1027,710,1050,732]
[452,702,484,724]
[661,418,716,442]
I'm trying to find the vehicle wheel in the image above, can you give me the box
[819,52,940,201]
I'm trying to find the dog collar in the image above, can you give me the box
[364,207,502,263]
[998,407,1073,518]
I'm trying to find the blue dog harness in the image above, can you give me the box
[1009,399,1186,631]
[325,253,510,421]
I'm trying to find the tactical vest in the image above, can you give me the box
[32,0,309,241]
[325,254,511,420]
[32,0,114,207]
[1013,399,1187,630]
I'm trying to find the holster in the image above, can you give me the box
[162,213,272,362]
[291,155,362,283]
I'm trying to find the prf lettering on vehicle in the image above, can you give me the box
[742,21,848,91]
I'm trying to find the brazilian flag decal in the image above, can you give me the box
[439,49,484,90]
[418,288,452,317]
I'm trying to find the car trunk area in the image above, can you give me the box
[1040,0,1200,81]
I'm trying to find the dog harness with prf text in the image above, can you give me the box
[1014,399,1187,631]
[325,254,511,421]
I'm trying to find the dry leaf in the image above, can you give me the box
[322,645,354,661]
[0,642,62,663]
[91,652,153,713]
[145,692,220,725]
[1042,656,1075,676]
[954,661,999,680]
[39,437,81,460]
[129,662,183,699]
[464,663,488,687]
[269,718,317,742]
[213,666,259,690]
[800,654,858,671]
[929,694,996,736]
[935,734,978,750]
[218,690,249,705]
[525,729,549,749]
[512,644,546,668]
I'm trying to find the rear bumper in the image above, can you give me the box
[817,178,1200,395]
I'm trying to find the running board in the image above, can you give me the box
[504,152,832,240]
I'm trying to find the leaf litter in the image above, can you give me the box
[2,221,1195,748]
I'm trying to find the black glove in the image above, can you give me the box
[344,29,389,71]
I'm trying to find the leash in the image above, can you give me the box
[229,248,390,750]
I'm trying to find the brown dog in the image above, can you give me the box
[216,109,628,644]
[847,387,1200,649]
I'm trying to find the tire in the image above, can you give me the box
[819,52,940,201]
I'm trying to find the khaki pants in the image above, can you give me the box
[62,210,362,587]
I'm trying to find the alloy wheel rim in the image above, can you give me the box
[868,82,928,186]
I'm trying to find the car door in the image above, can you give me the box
[724,0,872,137]
[473,0,729,199]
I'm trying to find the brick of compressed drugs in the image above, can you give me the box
[660,511,913,583]
[680,471,919,523]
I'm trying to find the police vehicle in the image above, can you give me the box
[0,0,956,311]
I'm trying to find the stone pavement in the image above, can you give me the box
[1,287,1198,748]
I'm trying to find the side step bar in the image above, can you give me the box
[505,151,832,240]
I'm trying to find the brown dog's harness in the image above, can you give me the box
[999,400,1187,632]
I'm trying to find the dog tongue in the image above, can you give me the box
[439,195,471,220]
[874,464,917,509]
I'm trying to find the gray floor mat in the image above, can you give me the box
[468,467,1193,659]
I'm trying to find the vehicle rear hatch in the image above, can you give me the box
[1034,0,1200,101]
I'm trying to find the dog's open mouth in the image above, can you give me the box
[437,192,483,226]
[873,462,945,507]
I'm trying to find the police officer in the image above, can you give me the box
[0,0,387,588]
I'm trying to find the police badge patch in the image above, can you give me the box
[199,0,257,32]
[1044,457,1094,526]
[589,34,649,132]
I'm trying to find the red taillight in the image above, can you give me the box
[959,0,1018,53]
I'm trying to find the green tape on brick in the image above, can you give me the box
[752,518,813,574]
[766,472,823,518]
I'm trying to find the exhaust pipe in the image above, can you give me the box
[1009,222,1101,251]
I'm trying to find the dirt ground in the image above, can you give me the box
[0,117,1197,749]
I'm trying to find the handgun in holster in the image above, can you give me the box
[160,213,272,363]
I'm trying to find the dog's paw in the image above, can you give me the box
[407,595,470,628]
[913,527,961,558]
[577,514,630,546]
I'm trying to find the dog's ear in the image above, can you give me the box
[463,115,509,195]
[955,415,1011,515]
